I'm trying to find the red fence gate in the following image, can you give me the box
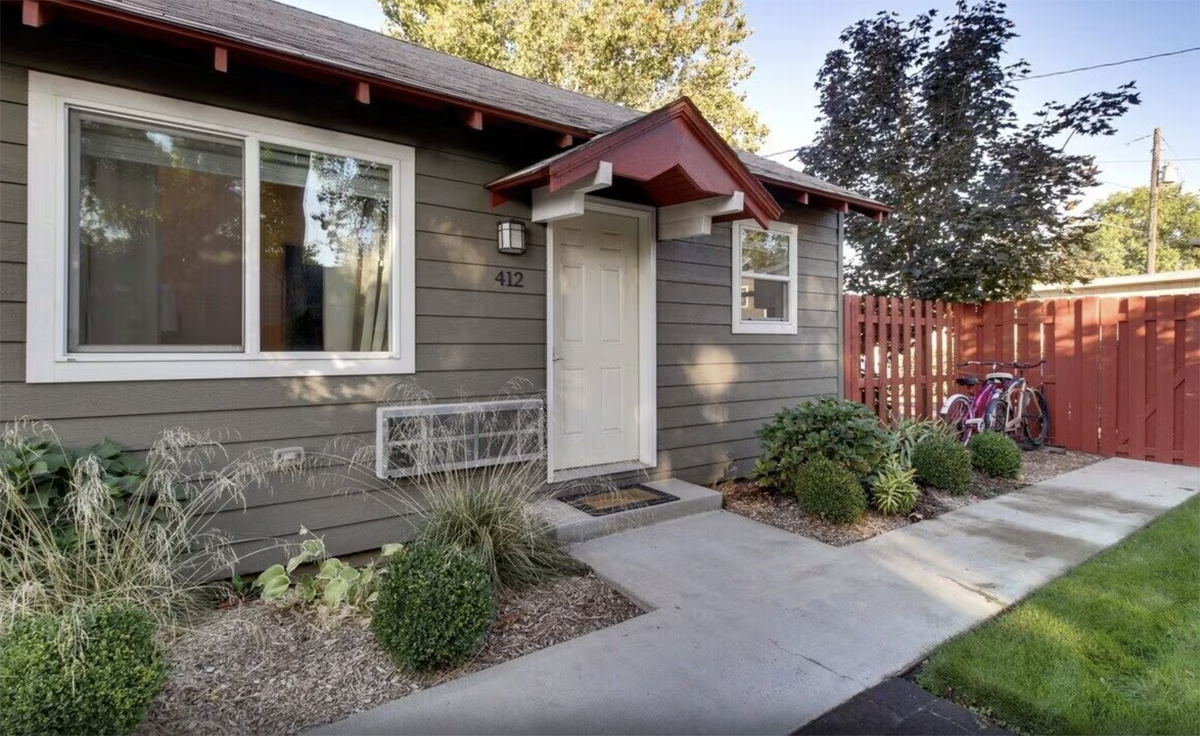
[843,294,1200,467]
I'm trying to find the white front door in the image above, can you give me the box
[552,210,641,470]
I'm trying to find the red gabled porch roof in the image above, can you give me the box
[488,98,782,229]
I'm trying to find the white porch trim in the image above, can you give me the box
[531,161,614,222]
[657,191,745,241]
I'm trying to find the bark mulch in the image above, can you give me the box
[718,449,1104,547]
[136,572,641,736]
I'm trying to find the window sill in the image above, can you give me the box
[732,321,799,335]
[26,355,416,383]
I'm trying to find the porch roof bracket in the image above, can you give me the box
[658,191,745,241]
[531,161,614,223]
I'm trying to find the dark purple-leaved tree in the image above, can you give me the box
[798,0,1140,302]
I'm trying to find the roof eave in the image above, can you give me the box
[53,0,597,138]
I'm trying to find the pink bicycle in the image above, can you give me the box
[939,361,1011,444]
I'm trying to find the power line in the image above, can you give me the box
[1097,157,1200,163]
[1016,47,1200,81]
[761,148,800,159]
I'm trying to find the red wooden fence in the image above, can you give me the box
[843,294,1200,466]
[843,296,957,421]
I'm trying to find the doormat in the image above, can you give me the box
[558,485,679,517]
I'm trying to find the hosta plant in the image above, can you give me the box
[253,532,402,622]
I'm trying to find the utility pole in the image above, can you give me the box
[1147,127,1162,274]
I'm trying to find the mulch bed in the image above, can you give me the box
[718,449,1104,547]
[136,572,641,736]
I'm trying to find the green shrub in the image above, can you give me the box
[371,543,494,671]
[794,456,867,524]
[871,456,920,515]
[753,398,891,488]
[911,436,973,493]
[968,432,1023,479]
[0,607,167,736]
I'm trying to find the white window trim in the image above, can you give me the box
[26,72,417,383]
[731,219,799,335]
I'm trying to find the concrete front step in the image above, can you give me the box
[535,477,723,544]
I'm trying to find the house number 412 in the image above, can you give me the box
[495,270,524,288]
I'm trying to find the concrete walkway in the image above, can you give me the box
[312,459,1198,736]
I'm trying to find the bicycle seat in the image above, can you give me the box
[986,372,1013,382]
[955,376,979,387]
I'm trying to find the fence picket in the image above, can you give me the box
[1079,298,1100,454]
[1155,296,1175,463]
[1098,298,1119,457]
[1127,297,1148,460]
[1182,294,1200,467]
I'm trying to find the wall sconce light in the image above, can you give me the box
[497,219,526,255]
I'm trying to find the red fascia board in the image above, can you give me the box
[759,174,891,218]
[46,0,592,139]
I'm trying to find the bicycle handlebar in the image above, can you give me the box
[957,360,1046,370]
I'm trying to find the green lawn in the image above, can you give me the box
[918,495,1200,736]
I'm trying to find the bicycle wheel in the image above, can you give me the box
[941,394,974,444]
[983,397,1008,435]
[1020,388,1050,447]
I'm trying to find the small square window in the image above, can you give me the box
[732,221,798,335]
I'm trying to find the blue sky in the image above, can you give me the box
[281,0,1200,204]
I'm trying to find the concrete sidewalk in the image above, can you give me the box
[311,459,1198,736]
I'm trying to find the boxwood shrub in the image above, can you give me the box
[0,607,167,736]
[794,456,867,524]
[753,398,891,488]
[911,436,973,493]
[371,542,494,671]
[968,431,1023,479]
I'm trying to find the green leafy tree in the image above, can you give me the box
[1082,185,1200,277]
[379,0,769,150]
[798,0,1140,302]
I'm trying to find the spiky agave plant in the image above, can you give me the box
[0,421,272,633]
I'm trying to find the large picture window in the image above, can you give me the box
[27,74,416,382]
[731,220,799,335]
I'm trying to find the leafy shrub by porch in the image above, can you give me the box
[753,398,891,488]
[371,543,494,671]
[911,436,973,493]
[794,456,866,524]
[968,432,1023,479]
[0,607,167,736]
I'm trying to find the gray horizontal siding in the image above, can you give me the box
[0,22,843,567]
[645,206,842,487]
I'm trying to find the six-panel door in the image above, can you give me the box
[552,211,641,470]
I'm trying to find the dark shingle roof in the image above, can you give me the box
[77,0,887,211]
